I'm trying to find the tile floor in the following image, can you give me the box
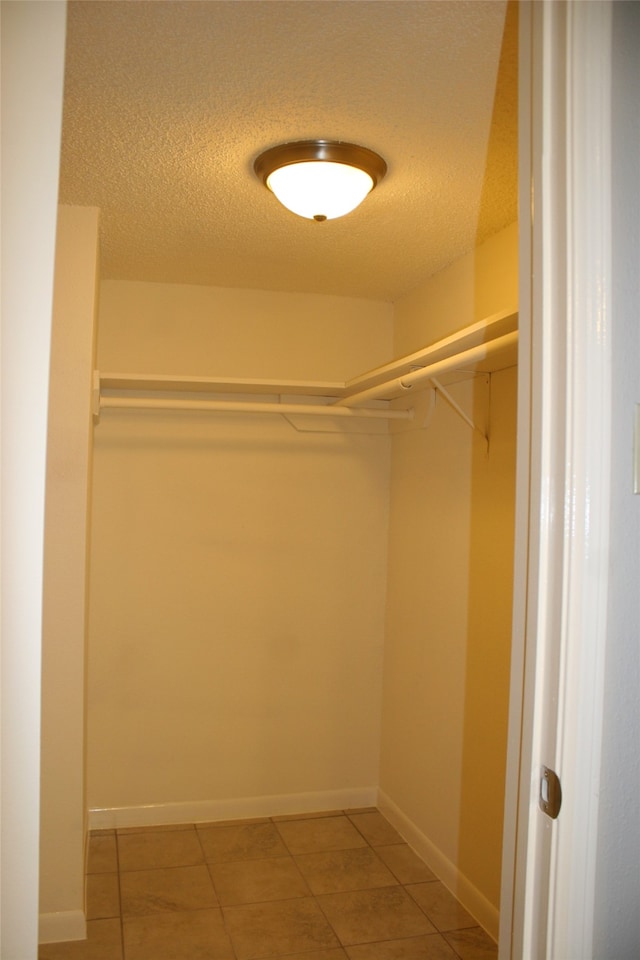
[39,809,497,960]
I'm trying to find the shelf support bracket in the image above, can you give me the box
[428,376,489,449]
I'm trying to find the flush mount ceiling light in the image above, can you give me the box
[254,140,387,222]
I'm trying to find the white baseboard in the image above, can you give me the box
[89,786,378,831]
[377,789,499,942]
[39,909,86,944]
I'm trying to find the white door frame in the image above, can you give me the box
[0,2,67,958]
[500,2,612,957]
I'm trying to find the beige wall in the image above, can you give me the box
[379,222,518,935]
[40,206,100,937]
[96,282,393,382]
[87,281,393,816]
[393,222,518,354]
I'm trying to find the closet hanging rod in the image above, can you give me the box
[99,396,414,421]
[334,330,519,408]
[342,308,518,398]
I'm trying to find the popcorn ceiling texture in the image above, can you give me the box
[59,0,517,302]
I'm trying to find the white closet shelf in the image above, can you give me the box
[94,308,517,423]
[340,308,518,403]
[98,373,345,398]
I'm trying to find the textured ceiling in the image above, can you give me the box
[59,0,517,302]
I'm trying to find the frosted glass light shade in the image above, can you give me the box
[266,161,374,221]
[254,140,387,222]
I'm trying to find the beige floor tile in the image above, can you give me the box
[272,810,345,822]
[197,817,271,827]
[269,951,347,960]
[209,855,310,905]
[197,821,289,862]
[348,812,403,847]
[87,872,120,919]
[223,896,340,960]
[374,844,436,884]
[276,816,369,855]
[443,926,498,959]
[87,834,119,874]
[117,827,204,872]
[346,934,460,960]
[294,846,398,895]
[55,808,496,960]
[406,882,476,933]
[120,864,218,916]
[117,822,195,835]
[39,918,122,960]
[317,886,437,945]
[122,908,233,960]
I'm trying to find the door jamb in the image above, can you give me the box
[500,2,613,956]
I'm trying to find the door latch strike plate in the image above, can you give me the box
[539,766,562,819]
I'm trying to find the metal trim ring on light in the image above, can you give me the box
[254,139,387,221]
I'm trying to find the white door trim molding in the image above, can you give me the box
[548,2,612,953]
[501,2,612,957]
[1,3,67,957]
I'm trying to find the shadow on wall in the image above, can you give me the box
[457,0,519,922]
